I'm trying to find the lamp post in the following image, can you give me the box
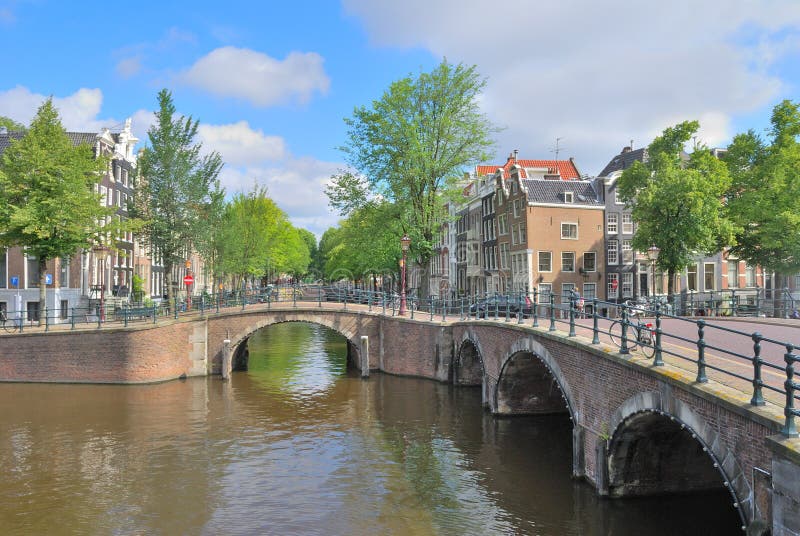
[185,259,192,310]
[647,245,660,298]
[93,246,110,322]
[399,234,411,315]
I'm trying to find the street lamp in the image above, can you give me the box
[93,245,110,322]
[399,234,411,315]
[647,245,660,298]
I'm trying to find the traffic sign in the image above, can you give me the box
[10,276,19,287]
[45,273,53,285]
[183,274,194,286]
[611,279,618,291]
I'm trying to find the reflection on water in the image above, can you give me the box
[0,322,741,535]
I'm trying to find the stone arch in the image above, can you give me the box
[493,336,576,420]
[605,391,749,529]
[454,338,484,386]
[226,316,362,371]
[455,330,493,407]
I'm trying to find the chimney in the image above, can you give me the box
[621,146,631,153]
[513,149,518,162]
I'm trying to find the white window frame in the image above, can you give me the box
[607,240,618,265]
[564,191,574,203]
[538,251,552,272]
[561,222,578,240]
[562,251,575,272]
[687,264,698,291]
[583,251,596,272]
[704,263,716,291]
[622,240,633,264]
[622,213,633,234]
[607,273,619,299]
[622,272,634,298]
[607,213,618,234]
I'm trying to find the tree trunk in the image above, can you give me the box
[38,256,48,327]
[164,261,174,307]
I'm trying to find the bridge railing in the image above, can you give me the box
[3,284,799,437]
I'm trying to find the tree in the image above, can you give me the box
[0,116,26,132]
[337,59,496,295]
[297,228,320,280]
[133,89,223,304]
[0,99,110,325]
[617,120,734,296]
[725,100,800,280]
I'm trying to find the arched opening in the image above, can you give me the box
[494,351,570,416]
[454,340,483,386]
[607,411,745,530]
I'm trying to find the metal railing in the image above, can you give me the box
[1,283,798,438]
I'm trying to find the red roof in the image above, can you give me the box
[475,157,581,180]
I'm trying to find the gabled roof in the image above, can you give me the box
[521,179,602,206]
[476,156,581,180]
[598,147,647,177]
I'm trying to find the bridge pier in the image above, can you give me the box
[360,336,369,378]
[222,339,231,380]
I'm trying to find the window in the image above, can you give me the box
[607,273,619,299]
[727,260,738,288]
[614,188,623,204]
[745,265,756,287]
[513,199,520,218]
[561,223,578,239]
[26,301,40,322]
[59,258,69,288]
[583,283,597,301]
[538,283,552,303]
[511,226,517,245]
[583,252,596,272]
[622,213,633,234]
[622,272,633,298]
[607,240,618,265]
[518,223,526,244]
[562,252,575,272]
[564,191,574,203]
[26,253,39,288]
[687,264,698,291]
[60,300,69,320]
[704,263,716,291]
[498,214,509,235]
[538,251,552,272]
[622,240,633,263]
[607,213,618,234]
[499,243,510,270]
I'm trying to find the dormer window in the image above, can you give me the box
[564,191,574,203]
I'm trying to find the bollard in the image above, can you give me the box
[174,297,178,320]
[549,294,556,331]
[533,290,539,328]
[781,345,798,437]
[568,298,576,337]
[591,298,599,344]
[360,335,369,378]
[71,307,75,330]
[124,305,129,328]
[750,333,765,406]
[45,307,49,332]
[429,297,434,322]
[653,302,663,365]
[696,319,708,383]
[619,308,630,355]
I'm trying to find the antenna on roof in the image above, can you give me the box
[551,137,565,160]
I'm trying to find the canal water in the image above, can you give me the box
[0,323,741,535]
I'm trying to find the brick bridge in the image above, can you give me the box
[0,304,798,534]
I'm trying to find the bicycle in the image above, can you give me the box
[0,311,20,333]
[608,303,655,358]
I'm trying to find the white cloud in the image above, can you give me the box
[115,56,142,79]
[0,86,106,131]
[198,121,287,166]
[343,0,800,174]
[179,46,330,107]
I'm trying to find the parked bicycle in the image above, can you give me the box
[608,301,655,358]
[0,311,20,333]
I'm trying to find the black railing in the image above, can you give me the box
[1,284,799,437]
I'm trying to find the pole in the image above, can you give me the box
[399,252,407,315]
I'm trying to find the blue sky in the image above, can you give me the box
[2,1,799,237]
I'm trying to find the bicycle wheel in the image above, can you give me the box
[608,320,639,351]
[638,327,656,359]
[2,318,15,333]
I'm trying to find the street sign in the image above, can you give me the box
[10,276,19,287]
[611,279,618,291]
[45,273,53,285]
[183,274,194,286]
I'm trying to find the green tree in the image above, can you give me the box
[193,182,226,294]
[133,89,223,304]
[297,228,320,280]
[0,116,26,132]
[617,120,734,296]
[0,99,110,324]
[725,100,800,281]
[336,59,496,293]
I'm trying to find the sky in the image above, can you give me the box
[1,0,799,237]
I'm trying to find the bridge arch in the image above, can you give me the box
[493,336,576,420]
[455,333,490,407]
[225,317,362,371]
[605,392,749,529]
